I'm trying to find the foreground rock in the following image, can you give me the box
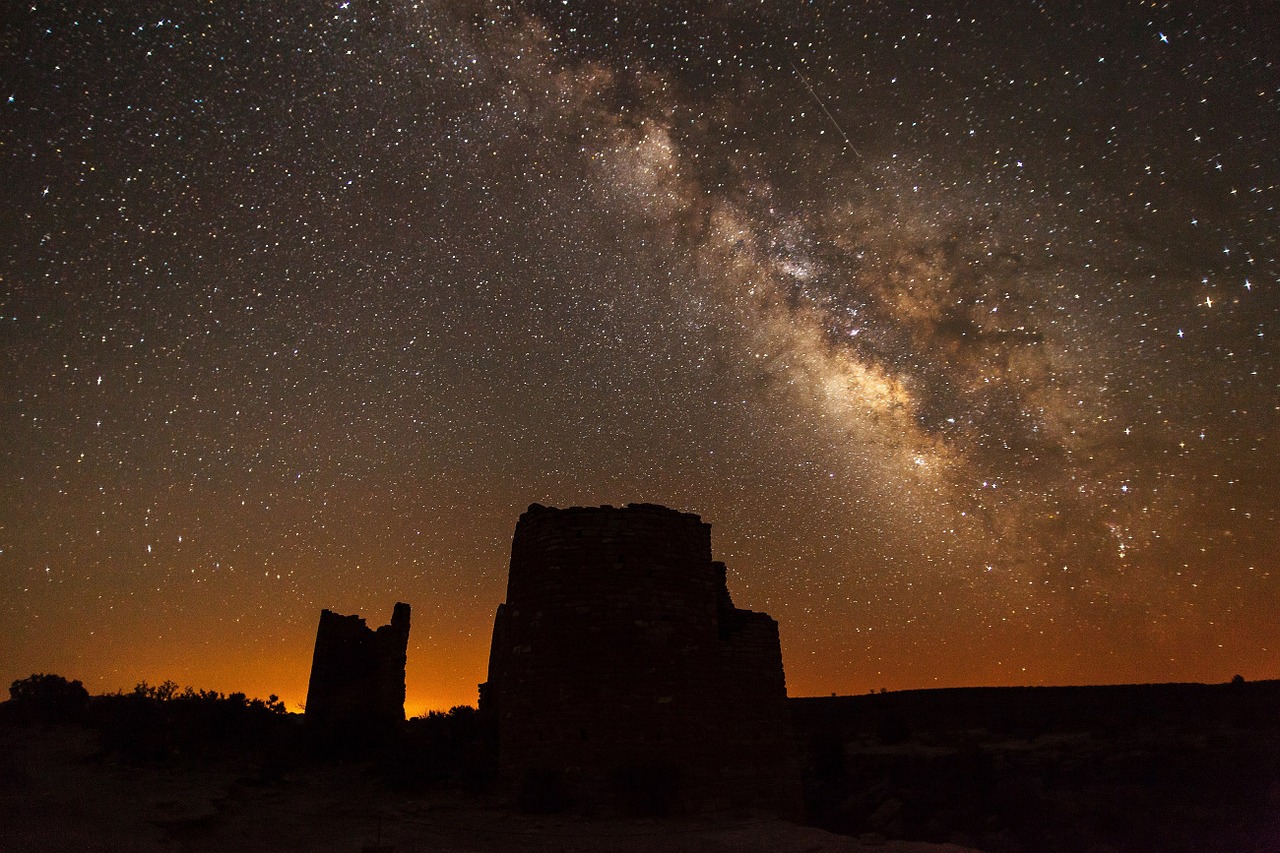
[0,723,978,852]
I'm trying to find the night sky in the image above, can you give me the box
[4,1,1277,714]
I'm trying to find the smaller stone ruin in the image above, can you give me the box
[304,602,410,740]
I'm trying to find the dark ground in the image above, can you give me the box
[0,724,968,853]
[791,680,1280,852]
[3,678,1278,851]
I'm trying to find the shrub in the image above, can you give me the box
[6,673,90,723]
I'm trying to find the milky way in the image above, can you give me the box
[3,1,1277,710]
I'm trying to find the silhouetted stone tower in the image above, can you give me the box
[305,602,410,739]
[480,503,802,816]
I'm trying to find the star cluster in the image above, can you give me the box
[3,1,1277,711]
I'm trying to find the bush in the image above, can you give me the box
[91,680,294,763]
[386,705,496,791]
[6,673,90,723]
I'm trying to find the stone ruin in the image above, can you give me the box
[304,602,410,739]
[480,503,802,816]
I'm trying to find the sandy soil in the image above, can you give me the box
[0,726,980,853]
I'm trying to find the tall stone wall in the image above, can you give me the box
[305,602,410,739]
[480,503,801,816]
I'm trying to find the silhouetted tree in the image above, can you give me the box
[6,673,89,723]
[93,680,293,762]
[386,705,496,791]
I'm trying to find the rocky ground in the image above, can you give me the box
[7,679,1278,852]
[794,682,1280,852]
[0,725,974,853]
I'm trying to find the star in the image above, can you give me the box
[0,0,1274,713]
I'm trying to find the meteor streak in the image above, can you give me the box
[789,59,863,161]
